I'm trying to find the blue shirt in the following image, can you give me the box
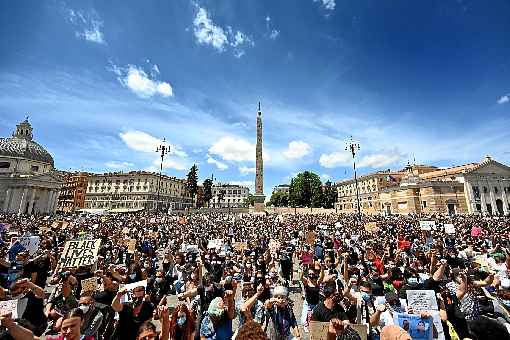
[200,313,233,340]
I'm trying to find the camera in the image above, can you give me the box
[59,271,71,281]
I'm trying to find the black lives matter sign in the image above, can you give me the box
[59,239,101,268]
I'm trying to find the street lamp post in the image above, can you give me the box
[346,137,362,224]
[155,138,170,213]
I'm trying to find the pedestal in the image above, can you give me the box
[253,194,266,213]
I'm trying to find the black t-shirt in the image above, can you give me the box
[94,289,116,305]
[311,302,348,322]
[197,283,224,314]
[20,290,48,336]
[117,301,155,340]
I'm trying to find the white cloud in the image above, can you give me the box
[357,150,404,168]
[239,166,256,175]
[192,6,254,57]
[119,130,187,157]
[321,174,332,181]
[111,64,173,98]
[283,140,312,159]
[314,0,336,10]
[154,157,187,171]
[67,8,106,44]
[209,136,255,162]
[498,94,509,104]
[193,7,229,51]
[269,29,280,40]
[105,161,134,169]
[207,156,229,170]
[319,150,351,168]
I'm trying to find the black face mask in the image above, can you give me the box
[133,296,143,306]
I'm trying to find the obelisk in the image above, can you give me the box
[254,102,266,212]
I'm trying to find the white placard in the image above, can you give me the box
[406,290,438,312]
[444,224,455,234]
[419,221,435,231]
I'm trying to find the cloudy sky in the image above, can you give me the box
[1,0,510,197]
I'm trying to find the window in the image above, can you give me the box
[494,186,499,194]
[31,165,39,172]
[422,201,427,208]
[0,162,10,169]
[483,186,488,194]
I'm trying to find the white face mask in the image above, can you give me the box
[79,305,90,314]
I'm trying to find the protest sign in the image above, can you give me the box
[471,226,482,237]
[309,322,367,340]
[59,239,101,268]
[233,242,248,251]
[394,313,433,340]
[269,239,280,253]
[127,239,136,253]
[444,224,455,234]
[10,236,39,256]
[120,280,147,303]
[207,239,224,249]
[364,222,379,232]
[80,277,98,295]
[122,227,129,234]
[148,231,159,239]
[305,231,316,245]
[406,290,438,312]
[0,223,11,232]
[419,221,435,231]
[0,300,18,319]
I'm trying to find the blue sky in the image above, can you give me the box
[1,0,510,197]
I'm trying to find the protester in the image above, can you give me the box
[0,210,509,340]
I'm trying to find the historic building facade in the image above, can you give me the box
[84,171,192,211]
[211,183,250,208]
[57,172,89,212]
[0,119,63,214]
[343,156,510,216]
[336,170,409,214]
[272,184,290,195]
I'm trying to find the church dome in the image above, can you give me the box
[0,119,54,166]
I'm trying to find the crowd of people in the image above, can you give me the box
[0,210,508,340]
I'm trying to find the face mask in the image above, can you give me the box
[361,292,371,302]
[130,273,137,279]
[133,297,143,306]
[177,315,186,326]
[155,277,163,284]
[79,305,90,314]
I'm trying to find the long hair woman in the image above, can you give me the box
[168,304,195,340]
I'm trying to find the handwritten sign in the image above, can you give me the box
[364,222,379,232]
[305,231,316,245]
[444,224,455,234]
[0,299,18,318]
[80,277,98,295]
[59,239,101,268]
[10,236,40,256]
[127,239,136,253]
[406,290,438,312]
[419,221,435,231]
[309,322,367,340]
[207,239,224,249]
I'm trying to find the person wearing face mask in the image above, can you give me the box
[300,268,323,332]
[169,304,195,340]
[264,286,301,340]
[239,282,266,327]
[311,282,349,323]
[200,291,235,340]
[112,285,155,340]
[78,294,103,338]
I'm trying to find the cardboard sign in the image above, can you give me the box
[0,299,18,319]
[394,313,433,340]
[233,242,248,251]
[59,239,101,268]
[309,322,367,340]
[80,277,98,295]
[444,224,456,234]
[364,222,379,232]
[305,231,316,245]
[10,236,40,256]
[51,221,69,229]
[127,239,136,253]
[406,290,438,312]
[419,221,435,231]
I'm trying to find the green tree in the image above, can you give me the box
[186,164,199,206]
[244,194,255,207]
[289,171,323,207]
[269,191,289,207]
[322,181,337,209]
[203,179,213,207]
